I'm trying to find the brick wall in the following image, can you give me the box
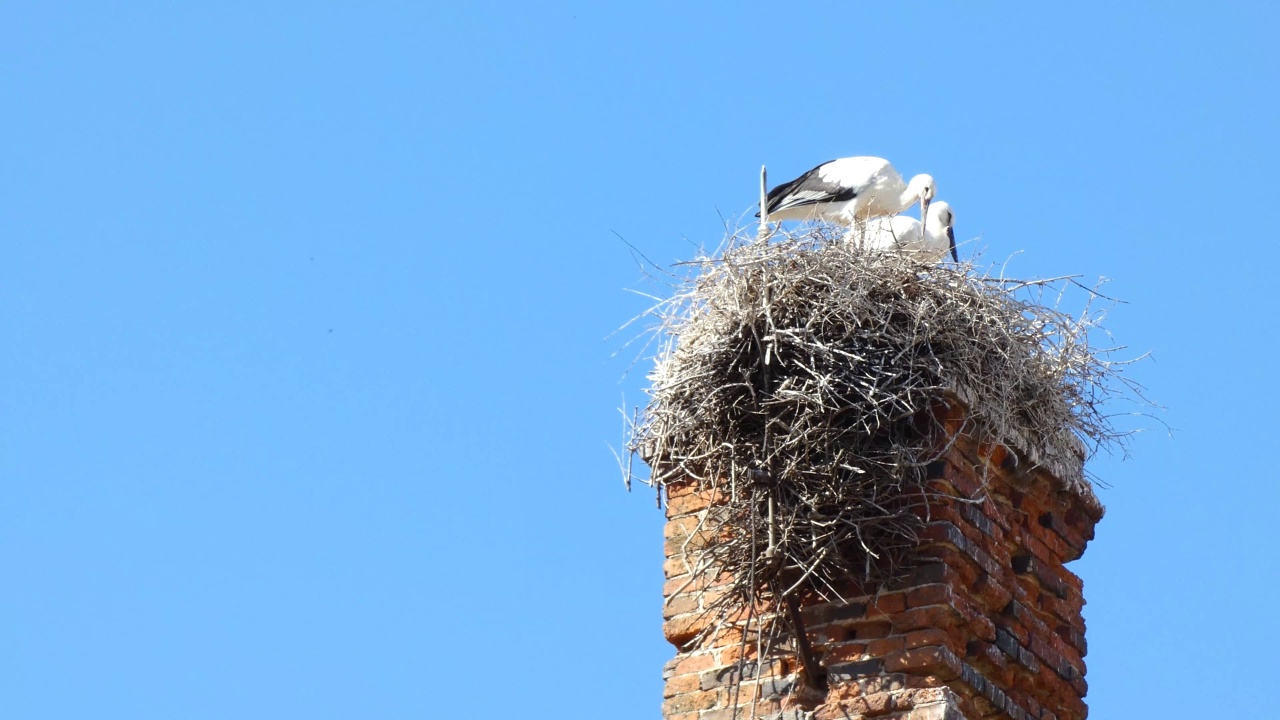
[660,429,1103,720]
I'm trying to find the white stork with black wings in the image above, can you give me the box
[761,156,936,226]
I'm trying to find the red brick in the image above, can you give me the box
[860,691,893,715]
[844,620,893,640]
[866,636,906,657]
[824,680,864,701]
[716,643,755,666]
[973,572,1013,612]
[968,615,997,642]
[904,674,949,689]
[948,462,987,498]
[884,646,962,679]
[663,515,698,538]
[978,442,1009,468]
[868,592,907,616]
[906,584,954,609]
[662,556,689,580]
[1003,619,1030,646]
[702,700,781,720]
[893,604,963,633]
[661,688,722,715]
[663,673,701,697]
[665,490,713,518]
[662,570,714,597]
[663,592,698,618]
[671,652,717,676]
[663,613,708,646]
[903,628,952,650]
[823,641,868,664]
[815,697,870,720]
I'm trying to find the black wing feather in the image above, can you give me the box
[759,160,857,216]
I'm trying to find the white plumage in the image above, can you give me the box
[762,156,936,225]
[847,201,957,263]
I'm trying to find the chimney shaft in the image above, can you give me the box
[660,420,1101,720]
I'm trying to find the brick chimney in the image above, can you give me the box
[660,402,1103,720]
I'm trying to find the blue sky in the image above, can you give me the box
[2,3,1278,718]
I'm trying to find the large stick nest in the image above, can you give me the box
[626,226,1140,630]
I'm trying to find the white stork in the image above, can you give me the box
[761,157,936,226]
[847,200,957,263]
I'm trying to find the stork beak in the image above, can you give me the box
[947,225,958,262]
[919,195,931,228]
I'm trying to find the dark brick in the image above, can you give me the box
[958,501,993,536]
[1055,624,1087,655]
[910,562,950,585]
[921,521,967,549]
[699,662,761,690]
[994,628,1020,659]
[748,676,794,699]
[824,602,868,623]
[826,659,885,682]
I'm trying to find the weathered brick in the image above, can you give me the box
[656,432,1099,720]
[826,658,885,683]
[906,584,954,609]
[860,690,894,715]
[814,697,870,720]
[973,572,1013,612]
[665,489,716,518]
[967,615,997,643]
[894,604,964,633]
[884,646,963,679]
[868,592,908,616]
[823,641,869,664]
[947,461,987,498]
[663,612,709,646]
[717,643,756,666]
[843,620,894,640]
[905,562,951,586]
[699,661,755,691]
[664,672,702,697]
[904,628,953,651]
[1054,623,1087,656]
[661,688,721,715]
[670,652,717,677]
[664,592,699,619]
[742,675,794,700]
[865,636,906,657]
[805,600,867,624]
[701,701,782,720]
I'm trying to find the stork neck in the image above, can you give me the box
[900,174,934,212]
[896,186,920,209]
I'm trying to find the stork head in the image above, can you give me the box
[927,200,957,262]
[929,200,953,227]
[907,173,936,221]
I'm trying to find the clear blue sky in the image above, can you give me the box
[3,3,1277,718]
